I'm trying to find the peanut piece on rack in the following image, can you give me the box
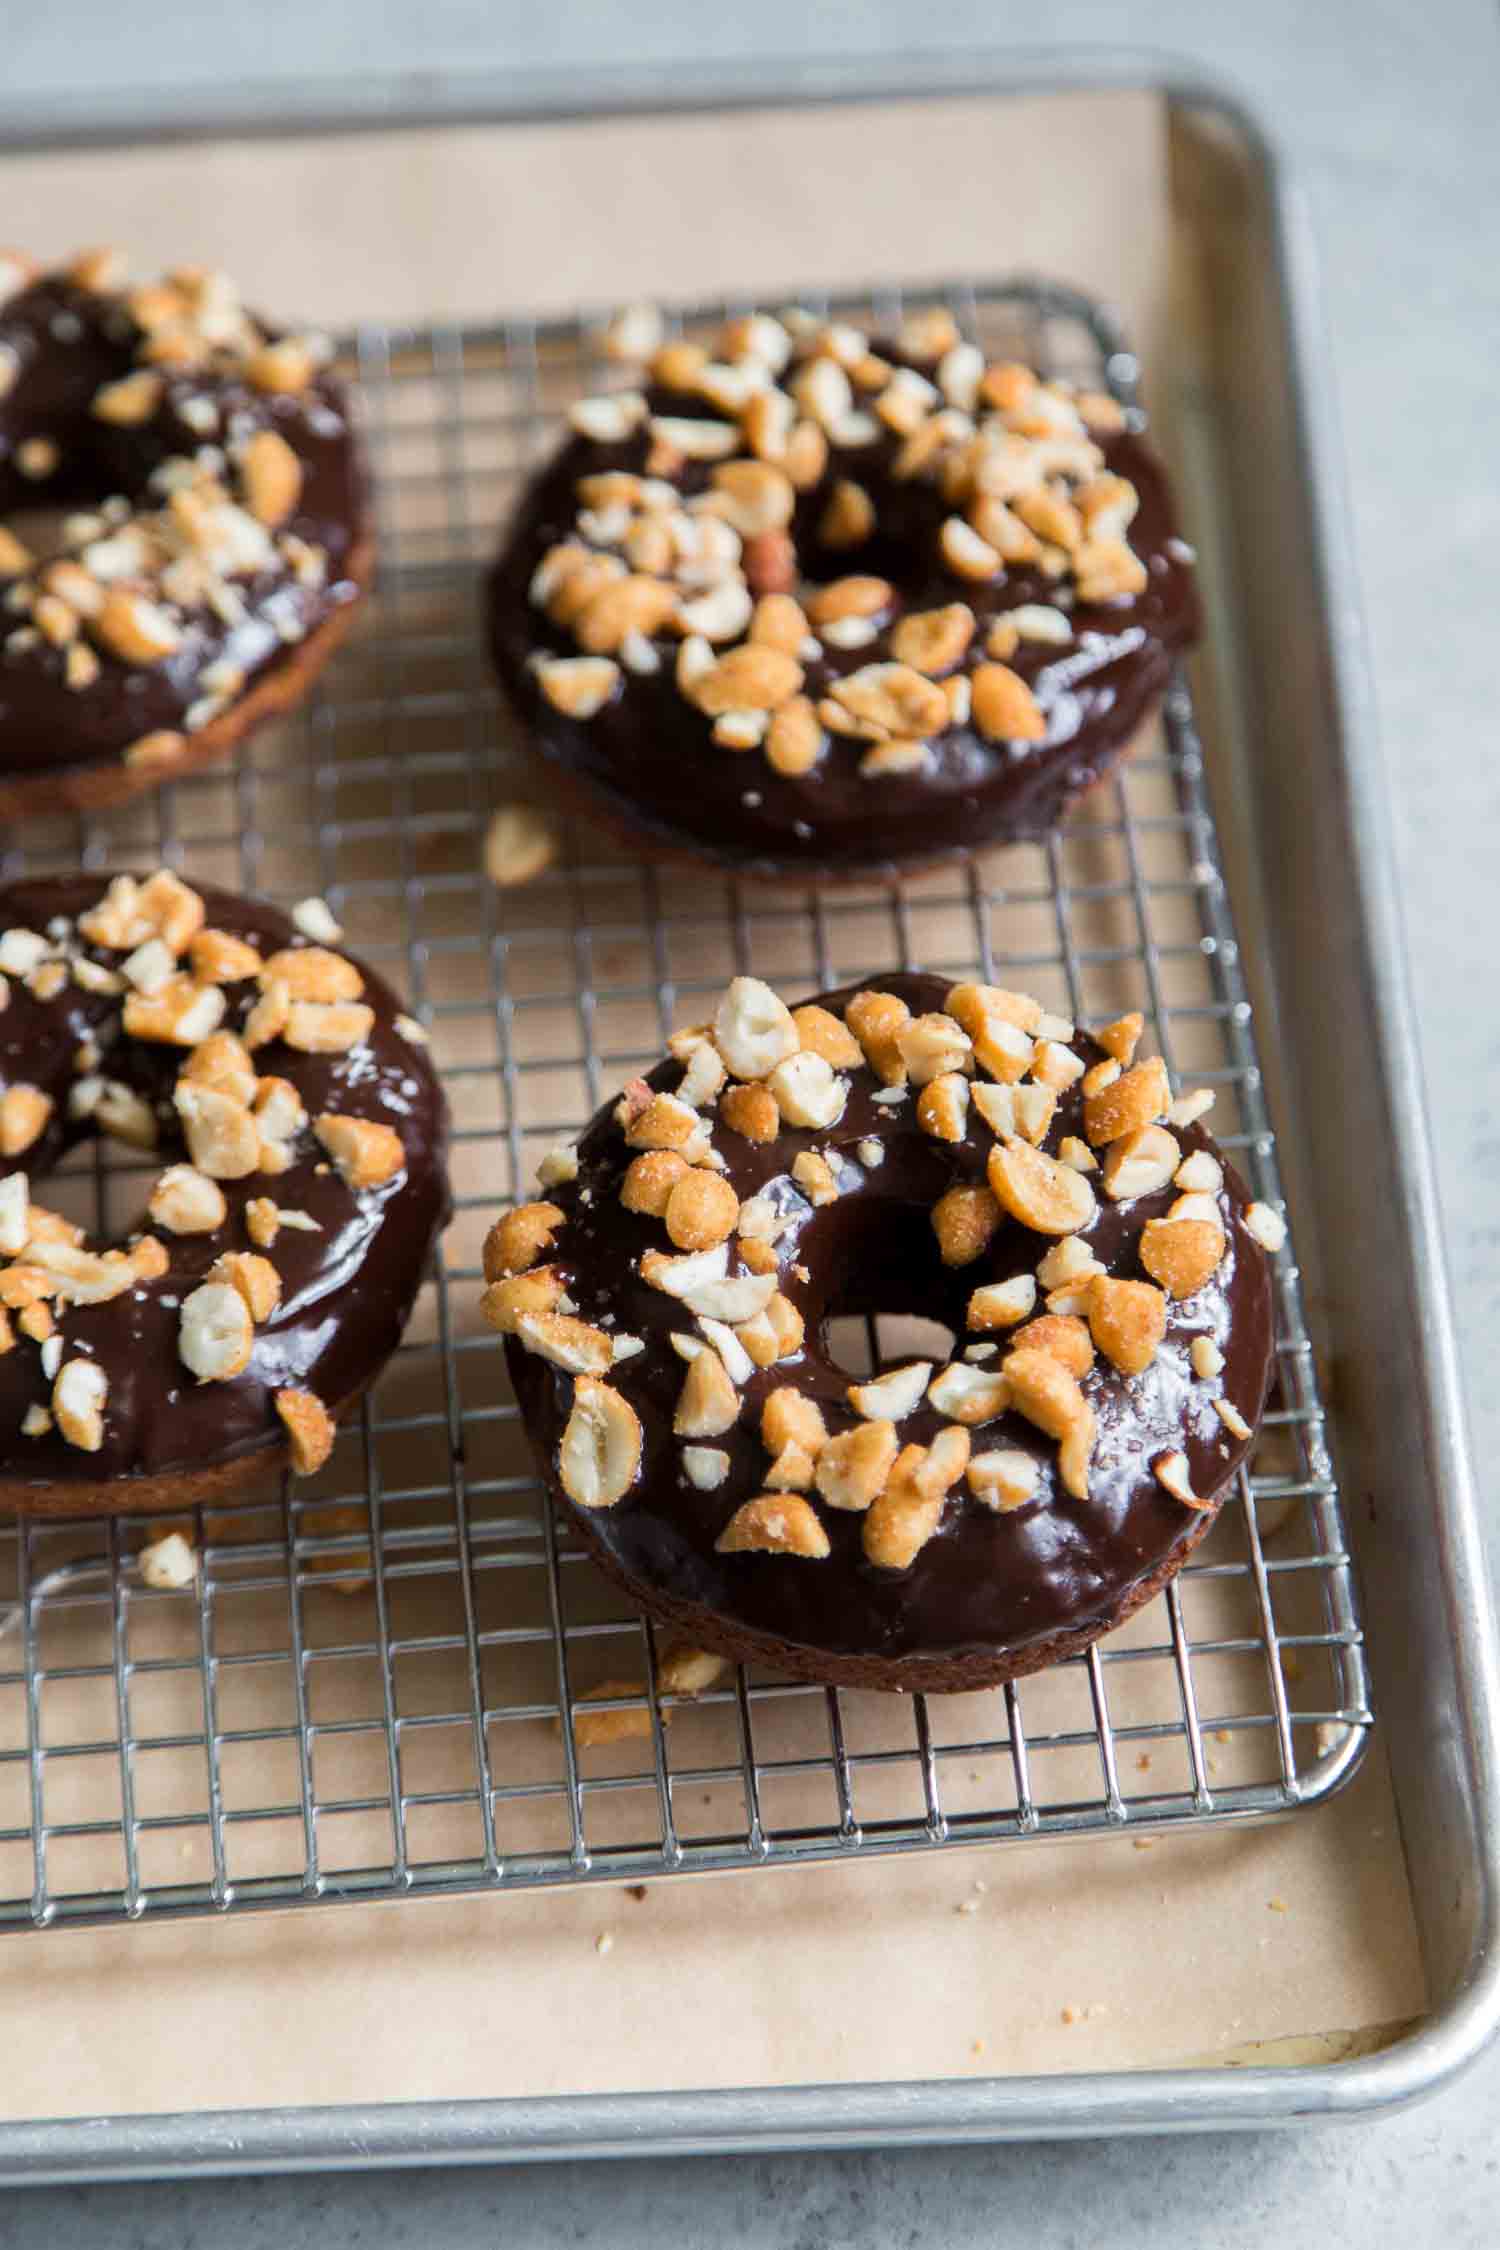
[484,803,559,889]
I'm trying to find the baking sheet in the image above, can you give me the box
[0,87,1425,2120]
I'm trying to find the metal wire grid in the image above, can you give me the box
[0,278,1370,1932]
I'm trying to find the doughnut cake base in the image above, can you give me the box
[498,970,1275,1693]
[0,871,449,1517]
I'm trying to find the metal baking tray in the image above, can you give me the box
[0,55,1494,2173]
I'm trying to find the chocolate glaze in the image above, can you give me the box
[0,275,368,786]
[487,363,1197,878]
[0,877,448,1495]
[506,973,1272,1670]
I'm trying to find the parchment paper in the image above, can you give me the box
[0,89,1426,2122]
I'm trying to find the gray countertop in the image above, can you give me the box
[5,0,1499,2240]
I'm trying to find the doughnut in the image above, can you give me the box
[0,869,448,1516]
[0,249,372,820]
[488,969,1278,1692]
[487,304,1196,879]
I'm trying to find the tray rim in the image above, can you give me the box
[0,48,1494,2175]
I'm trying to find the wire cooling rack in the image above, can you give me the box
[0,279,1370,1931]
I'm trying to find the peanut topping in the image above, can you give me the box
[1095,1012,1144,1066]
[689,645,803,716]
[174,1083,260,1179]
[1140,1215,1226,1300]
[240,429,303,526]
[52,1358,108,1451]
[674,1346,741,1438]
[480,1267,566,1334]
[664,1169,739,1251]
[178,1280,254,1382]
[149,1164,228,1235]
[261,946,363,1003]
[791,1005,864,1069]
[1002,1349,1094,1499]
[987,1136,1097,1236]
[890,603,975,675]
[560,1378,642,1508]
[313,1113,405,1189]
[763,1386,828,1458]
[485,1200,565,1278]
[715,1494,830,1559]
[970,663,1047,744]
[931,1183,1000,1267]
[620,1150,688,1218]
[277,1389,336,1474]
[1100,1124,1181,1202]
[844,989,910,1085]
[1088,1276,1168,1376]
[714,976,800,1080]
[0,1085,52,1158]
[863,1428,971,1567]
[190,928,264,984]
[209,1250,281,1324]
[1083,1056,1171,1148]
[1012,1313,1094,1379]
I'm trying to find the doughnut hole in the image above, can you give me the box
[808,1200,964,1382]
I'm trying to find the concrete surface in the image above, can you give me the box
[3,0,1498,2240]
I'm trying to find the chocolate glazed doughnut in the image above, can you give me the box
[487,304,1197,880]
[487,971,1279,1693]
[0,870,448,1517]
[0,249,372,821]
